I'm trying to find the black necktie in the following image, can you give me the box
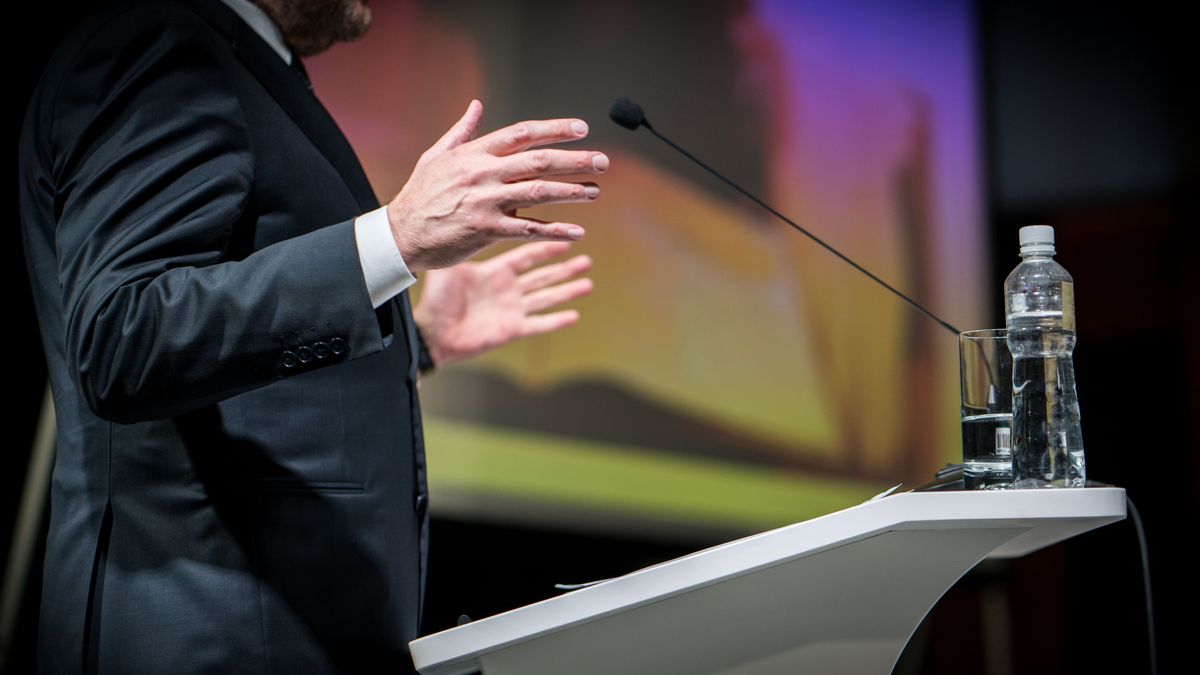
[291,56,312,90]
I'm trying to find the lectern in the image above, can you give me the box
[410,488,1126,674]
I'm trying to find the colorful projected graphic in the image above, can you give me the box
[311,0,985,538]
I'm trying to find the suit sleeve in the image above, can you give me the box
[52,15,391,424]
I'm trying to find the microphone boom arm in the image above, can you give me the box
[611,97,961,336]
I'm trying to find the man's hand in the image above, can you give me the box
[412,242,593,368]
[387,100,608,273]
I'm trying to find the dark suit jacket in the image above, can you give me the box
[18,1,429,672]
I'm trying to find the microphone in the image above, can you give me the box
[609,97,650,131]
[608,97,960,336]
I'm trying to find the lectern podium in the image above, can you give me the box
[410,488,1126,674]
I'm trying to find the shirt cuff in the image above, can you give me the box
[355,206,417,309]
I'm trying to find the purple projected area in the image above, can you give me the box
[309,0,985,535]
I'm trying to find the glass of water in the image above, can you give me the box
[959,329,1013,489]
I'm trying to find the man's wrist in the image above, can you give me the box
[355,206,416,309]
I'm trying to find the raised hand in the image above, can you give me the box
[386,100,609,273]
[413,241,593,368]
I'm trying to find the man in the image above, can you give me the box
[18,0,607,672]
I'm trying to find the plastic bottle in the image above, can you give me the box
[1004,225,1086,488]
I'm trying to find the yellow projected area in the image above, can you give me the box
[424,417,886,533]
[467,153,845,458]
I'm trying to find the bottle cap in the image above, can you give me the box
[1018,225,1055,255]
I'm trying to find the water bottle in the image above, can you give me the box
[1004,225,1086,488]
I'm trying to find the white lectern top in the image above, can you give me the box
[410,487,1126,675]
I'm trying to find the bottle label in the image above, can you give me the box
[995,425,1011,457]
[1061,281,1076,331]
[1009,293,1027,315]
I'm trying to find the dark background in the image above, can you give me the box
[6,1,1196,673]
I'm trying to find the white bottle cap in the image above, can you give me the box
[1018,225,1055,255]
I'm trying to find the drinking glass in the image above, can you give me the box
[959,329,1013,489]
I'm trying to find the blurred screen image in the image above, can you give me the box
[310,0,985,538]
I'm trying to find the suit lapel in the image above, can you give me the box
[176,0,415,365]
[176,0,380,212]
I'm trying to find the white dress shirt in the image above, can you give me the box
[220,0,416,309]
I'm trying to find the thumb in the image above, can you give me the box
[423,99,483,159]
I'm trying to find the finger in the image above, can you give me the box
[497,180,599,210]
[422,99,484,160]
[496,149,610,182]
[489,241,574,274]
[520,310,581,338]
[494,216,586,242]
[522,278,594,314]
[517,254,593,292]
[476,118,589,156]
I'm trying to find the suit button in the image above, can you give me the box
[329,337,348,357]
[312,341,329,359]
[415,494,428,520]
[280,350,298,369]
[297,346,314,364]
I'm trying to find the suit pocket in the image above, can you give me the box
[83,500,113,675]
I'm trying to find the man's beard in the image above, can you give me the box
[256,0,372,57]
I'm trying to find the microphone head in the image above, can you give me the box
[609,97,649,131]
